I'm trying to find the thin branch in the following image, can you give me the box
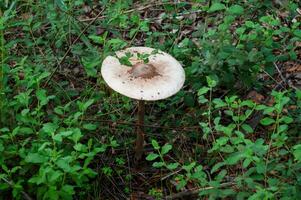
[273,62,298,90]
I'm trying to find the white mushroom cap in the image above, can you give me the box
[101,47,185,101]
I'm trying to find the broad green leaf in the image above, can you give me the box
[55,0,67,11]
[167,163,179,170]
[226,153,243,165]
[293,144,301,162]
[260,117,275,126]
[197,87,209,95]
[182,162,196,172]
[293,30,301,38]
[42,123,58,134]
[151,139,160,150]
[83,123,97,130]
[152,162,164,168]
[279,116,293,124]
[53,134,62,143]
[241,124,253,133]
[227,5,244,15]
[243,158,252,168]
[25,153,48,164]
[146,153,159,161]
[213,98,227,108]
[208,3,226,13]
[211,162,225,173]
[161,144,172,155]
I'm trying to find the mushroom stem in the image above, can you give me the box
[135,100,145,161]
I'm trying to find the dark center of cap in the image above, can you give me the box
[129,62,159,79]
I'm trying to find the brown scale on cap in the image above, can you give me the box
[128,62,160,79]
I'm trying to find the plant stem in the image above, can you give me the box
[135,100,145,161]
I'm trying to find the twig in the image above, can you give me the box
[273,62,298,90]
[165,182,235,199]
[43,8,105,88]
[161,169,182,181]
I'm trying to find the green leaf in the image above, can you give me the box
[60,185,75,199]
[227,5,244,15]
[208,3,226,13]
[197,87,209,96]
[146,153,159,161]
[0,142,4,152]
[182,162,196,172]
[83,123,97,130]
[198,95,208,104]
[226,153,243,165]
[42,123,59,135]
[293,30,301,38]
[211,162,225,173]
[293,144,301,162]
[167,163,179,170]
[25,153,48,164]
[213,98,227,108]
[243,158,252,168]
[241,124,253,133]
[152,162,164,168]
[279,116,293,124]
[53,134,62,143]
[56,157,73,172]
[151,139,160,150]
[161,144,172,155]
[55,0,67,11]
[260,117,275,126]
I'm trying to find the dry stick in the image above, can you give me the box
[165,182,235,200]
[135,100,145,161]
[43,9,105,88]
[273,62,298,90]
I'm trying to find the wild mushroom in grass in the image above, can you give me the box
[101,47,185,161]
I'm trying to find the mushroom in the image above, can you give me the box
[101,47,185,161]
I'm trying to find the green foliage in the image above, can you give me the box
[146,79,301,199]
